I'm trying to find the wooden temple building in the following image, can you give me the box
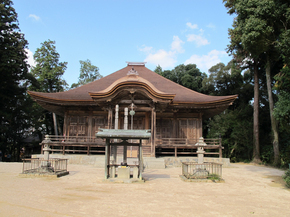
[28,62,237,158]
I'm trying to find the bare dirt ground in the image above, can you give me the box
[0,162,289,217]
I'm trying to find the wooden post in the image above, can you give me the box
[107,106,113,129]
[139,140,143,180]
[152,106,156,157]
[88,114,92,139]
[113,105,119,163]
[219,137,222,158]
[105,139,109,179]
[175,147,177,157]
[53,113,58,135]
[173,113,177,138]
[123,107,128,163]
[63,112,68,137]
[87,145,90,155]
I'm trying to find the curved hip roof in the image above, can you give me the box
[28,63,238,118]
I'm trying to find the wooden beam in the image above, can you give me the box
[119,100,152,104]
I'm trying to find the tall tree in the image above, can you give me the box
[203,61,254,161]
[223,0,289,165]
[30,40,68,135]
[0,0,34,161]
[30,40,68,93]
[71,59,102,89]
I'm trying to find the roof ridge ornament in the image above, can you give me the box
[127,66,139,76]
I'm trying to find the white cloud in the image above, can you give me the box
[141,36,185,69]
[184,50,227,72]
[25,48,36,69]
[144,50,176,69]
[206,23,216,29]
[139,45,153,54]
[171,36,184,53]
[29,14,40,21]
[186,22,198,29]
[187,34,209,47]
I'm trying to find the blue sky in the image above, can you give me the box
[13,0,235,87]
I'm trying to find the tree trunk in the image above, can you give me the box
[53,112,58,135]
[266,55,280,166]
[252,60,262,163]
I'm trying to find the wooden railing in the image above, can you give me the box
[155,138,223,158]
[40,136,106,155]
[40,136,223,157]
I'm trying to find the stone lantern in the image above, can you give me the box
[195,137,207,164]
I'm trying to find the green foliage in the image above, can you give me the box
[207,174,221,181]
[154,64,206,92]
[282,170,290,188]
[29,40,68,136]
[71,59,102,89]
[273,91,290,130]
[30,40,68,92]
[0,0,36,161]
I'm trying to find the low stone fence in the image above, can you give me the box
[22,158,68,175]
[181,162,223,179]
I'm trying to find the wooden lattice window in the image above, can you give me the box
[156,118,173,139]
[93,116,107,132]
[179,118,198,139]
[69,116,88,137]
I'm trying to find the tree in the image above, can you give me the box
[223,0,290,165]
[30,40,68,93]
[30,40,68,136]
[71,59,102,89]
[0,0,34,161]
[154,64,206,93]
[203,62,254,162]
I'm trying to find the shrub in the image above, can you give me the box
[282,170,290,188]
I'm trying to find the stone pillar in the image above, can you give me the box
[195,137,206,164]
[42,135,52,167]
[123,107,128,163]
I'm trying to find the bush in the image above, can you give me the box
[283,170,290,188]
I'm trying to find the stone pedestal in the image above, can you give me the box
[197,149,205,164]
[42,135,52,168]
[133,167,138,179]
[118,167,130,179]
[111,166,116,178]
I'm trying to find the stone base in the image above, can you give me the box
[103,178,145,183]
[32,154,230,168]
[179,175,225,183]
[163,157,231,168]
[19,171,69,178]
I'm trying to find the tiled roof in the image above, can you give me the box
[28,64,237,106]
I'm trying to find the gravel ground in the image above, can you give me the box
[0,162,289,217]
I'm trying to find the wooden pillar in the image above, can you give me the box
[107,106,113,129]
[145,112,150,129]
[105,139,109,179]
[123,107,128,163]
[63,111,68,137]
[151,106,156,157]
[113,105,119,163]
[88,113,92,138]
[139,140,143,180]
[53,113,58,135]
[199,113,203,138]
[173,113,177,138]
